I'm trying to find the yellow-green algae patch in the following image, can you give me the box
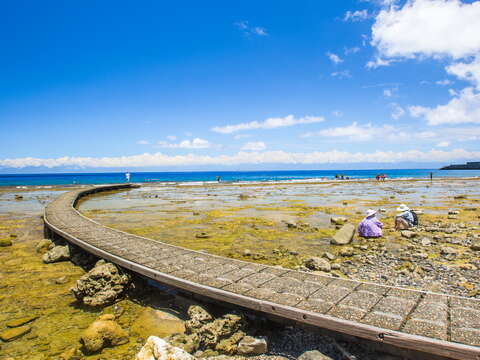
[0,213,184,360]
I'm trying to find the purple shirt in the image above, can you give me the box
[358,216,383,238]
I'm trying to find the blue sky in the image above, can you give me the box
[1,0,480,171]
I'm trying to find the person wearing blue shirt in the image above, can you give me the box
[395,204,414,230]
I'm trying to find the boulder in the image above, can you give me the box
[400,230,417,239]
[173,305,247,355]
[71,262,131,306]
[298,350,334,360]
[236,336,267,355]
[0,326,31,342]
[330,224,355,245]
[340,247,354,257]
[215,331,245,355]
[42,245,70,263]
[330,216,347,225]
[0,238,12,247]
[470,239,480,251]
[421,238,432,246]
[440,246,458,260]
[35,239,54,254]
[80,314,128,354]
[185,305,213,333]
[304,257,331,272]
[136,336,195,360]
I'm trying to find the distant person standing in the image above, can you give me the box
[125,172,131,183]
[430,172,433,181]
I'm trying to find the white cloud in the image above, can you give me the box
[383,89,393,97]
[326,52,343,64]
[253,27,268,36]
[409,87,480,125]
[241,141,266,151]
[436,141,450,148]
[370,0,480,127]
[157,138,215,149]
[332,110,343,117]
[137,140,149,145]
[166,135,177,141]
[302,122,403,142]
[302,122,437,142]
[366,57,392,69]
[447,57,480,89]
[235,21,268,36]
[233,134,252,140]
[3,149,480,169]
[331,70,351,79]
[344,47,360,55]
[391,103,405,119]
[371,0,480,60]
[435,79,452,86]
[211,115,324,134]
[344,10,369,22]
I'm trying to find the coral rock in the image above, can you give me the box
[71,262,131,306]
[80,314,128,353]
[136,336,196,360]
[42,245,70,263]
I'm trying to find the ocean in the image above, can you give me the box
[1,169,480,187]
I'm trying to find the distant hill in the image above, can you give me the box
[440,161,480,170]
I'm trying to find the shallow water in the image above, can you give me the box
[79,179,480,268]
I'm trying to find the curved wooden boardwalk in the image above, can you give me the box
[44,184,480,359]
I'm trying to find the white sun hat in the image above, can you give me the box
[396,204,410,212]
[366,209,377,217]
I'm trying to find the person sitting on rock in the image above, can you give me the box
[358,209,383,238]
[395,204,415,230]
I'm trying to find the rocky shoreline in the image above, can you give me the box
[1,179,480,359]
[0,209,401,360]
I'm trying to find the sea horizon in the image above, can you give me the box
[2,168,480,187]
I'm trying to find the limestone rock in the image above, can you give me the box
[304,257,331,272]
[236,336,267,355]
[215,331,245,355]
[0,326,31,342]
[80,314,128,354]
[0,238,13,247]
[35,239,54,254]
[42,245,70,263]
[136,336,196,360]
[185,305,213,333]
[71,262,131,306]
[440,246,458,260]
[166,333,200,354]
[470,239,480,251]
[400,230,417,239]
[331,223,355,245]
[298,350,333,360]
[330,216,347,225]
[340,247,354,257]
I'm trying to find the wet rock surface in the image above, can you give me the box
[136,336,196,360]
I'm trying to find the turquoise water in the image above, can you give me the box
[1,169,480,187]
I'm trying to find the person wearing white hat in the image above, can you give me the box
[395,204,415,230]
[358,209,383,238]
